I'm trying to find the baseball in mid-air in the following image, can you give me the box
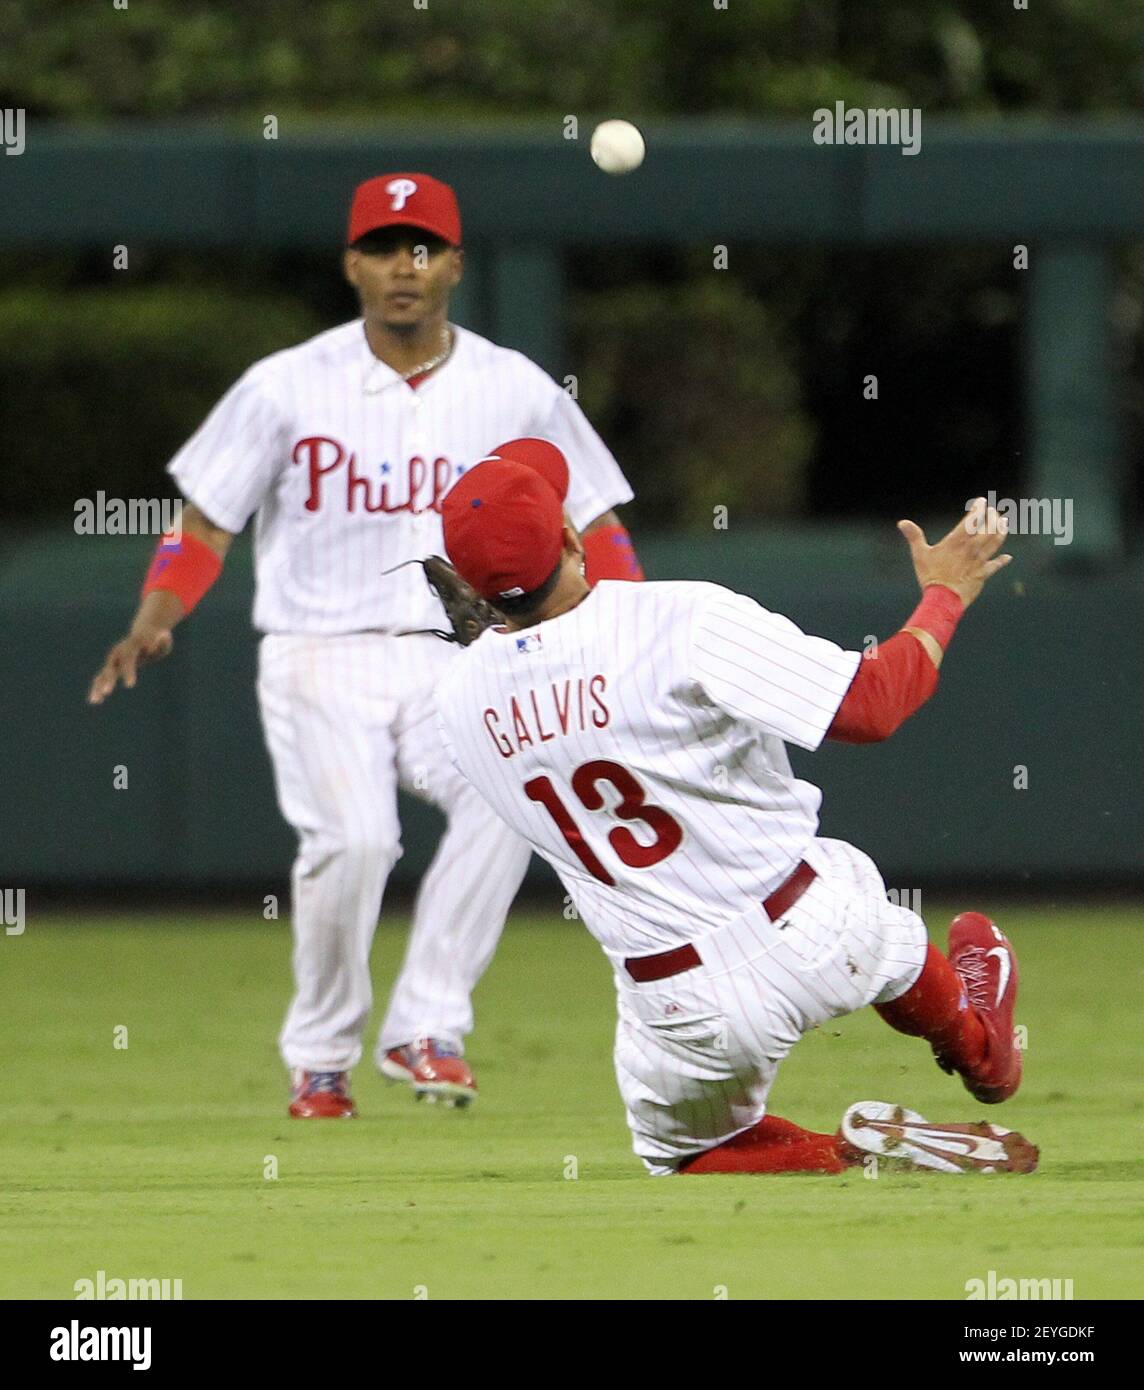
[590,120,646,174]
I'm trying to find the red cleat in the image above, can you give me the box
[940,912,1022,1104]
[380,1039,477,1107]
[288,1069,356,1118]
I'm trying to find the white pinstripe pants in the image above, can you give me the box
[257,632,532,1072]
[611,837,929,1174]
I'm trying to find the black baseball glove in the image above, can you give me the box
[385,555,501,646]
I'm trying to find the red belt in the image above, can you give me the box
[623,859,817,984]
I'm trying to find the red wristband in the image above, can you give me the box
[142,531,222,614]
[905,584,964,650]
[583,523,644,584]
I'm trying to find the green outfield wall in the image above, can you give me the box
[2,122,1142,562]
[4,125,1143,894]
[2,526,1140,893]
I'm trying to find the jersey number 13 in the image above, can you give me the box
[524,759,683,886]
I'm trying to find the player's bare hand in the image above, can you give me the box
[897,498,1012,609]
[87,627,174,705]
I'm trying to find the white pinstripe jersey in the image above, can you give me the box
[436,580,862,958]
[167,320,632,634]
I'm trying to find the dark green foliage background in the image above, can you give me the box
[4,1,1143,120]
[1,2,1142,527]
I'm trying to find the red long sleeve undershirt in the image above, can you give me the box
[827,586,964,743]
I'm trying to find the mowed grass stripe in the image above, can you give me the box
[0,908,1140,1299]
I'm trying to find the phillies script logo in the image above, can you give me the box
[293,436,456,514]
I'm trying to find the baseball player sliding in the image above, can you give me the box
[433,439,1037,1175]
[87,173,642,1118]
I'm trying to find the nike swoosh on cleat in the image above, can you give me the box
[861,1118,1015,1170]
[897,1125,1010,1167]
[985,946,1012,1007]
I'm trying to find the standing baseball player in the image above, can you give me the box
[433,443,1037,1175]
[87,173,642,1118]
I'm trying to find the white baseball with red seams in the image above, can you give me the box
[435,579,930,1170]
[167,318,633,1071]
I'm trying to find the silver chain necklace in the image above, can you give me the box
[401,326,453,381]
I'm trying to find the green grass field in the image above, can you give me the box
[1,906,1140,1300]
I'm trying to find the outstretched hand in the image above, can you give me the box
[897,498,1012,609]
[88,626,174,705]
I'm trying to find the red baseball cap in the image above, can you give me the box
[443,440,570,601]
[474,437,569,502]
[347,172,462,246]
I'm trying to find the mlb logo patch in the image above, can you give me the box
[515,633,543,654]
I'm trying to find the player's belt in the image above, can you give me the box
[623,859,818,983]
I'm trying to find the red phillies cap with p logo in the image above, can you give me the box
[443,438,570,601]
[348,173,462,246]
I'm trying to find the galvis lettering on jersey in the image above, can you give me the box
[293,435,454,514]
[484,676,611,759]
